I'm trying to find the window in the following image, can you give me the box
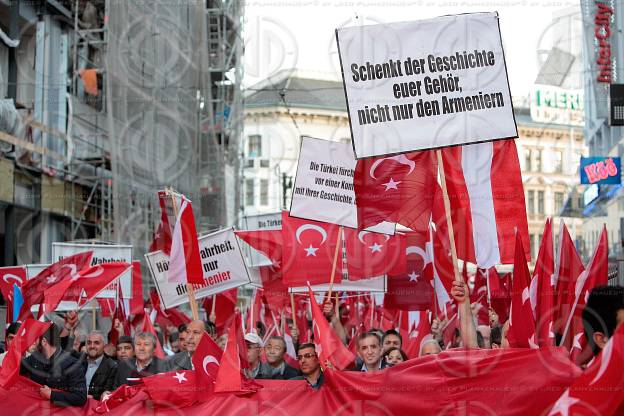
[524,148,532,171]
[260,159,270,168]
[554,192,564,213]
[527,190,535,213]
[260,179,269,206]
[535,149,542,172]
[245,179,254,206]
[538,190,545,214]
[248,135,262,157]
[530,233,536,258]
[553,150,563,173]
[244,159,254,168]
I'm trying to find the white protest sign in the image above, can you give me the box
[52,242,132,299]
[146,228,250,309]
[290,136,395,234]
[240,212,282,270]
[288,275,386,293]
[336,12,517,158]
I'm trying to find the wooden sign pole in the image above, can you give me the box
[327,226,343,300]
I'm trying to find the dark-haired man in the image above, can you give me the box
[20,323,87,407]
[382,329,402,353]
[0,321,21,365]
[289,343,324,390]
[355,332,386,372]
[116,336,135,360]
[582,285,624,355]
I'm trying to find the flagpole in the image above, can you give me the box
[290,293,297,326]
[435,150,462,283]
[485,269,492,307]
[211,294,216,318]
[327,226,344,300]
[167,187,199,320]
[250,290,256,334]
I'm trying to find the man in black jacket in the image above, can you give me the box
[257,336,300,380]
[113,332,167,389]
[83,331,117,400]
[20,323,87,407]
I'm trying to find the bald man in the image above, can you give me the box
[167,320,205,371]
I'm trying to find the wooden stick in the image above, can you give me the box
[290,293,297,324]
[211,294,216,316]
[369,294,375,328]
[485,269,492,308]
[250,290,256,334]
[168,187,199,320]
[435,150,462,283]
[334,292,339,317]
[327,226,343,300]
[91,306,96,331]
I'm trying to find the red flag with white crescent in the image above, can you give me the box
[343,229,406,280]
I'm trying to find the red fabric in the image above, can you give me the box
[353,150,438,232]
[281,213,342,286]
[308,286,355,370]
[404,311,432,359]
[235,230,282,268]
[0,266,26,323]
[202,288,237,335]
[168,195,203,285]
[155,190,174,255]
[533,219,556,347]
[343,229,406,279]
[141,370,198,407]
[190,331,222,400]
[489,270,511,323]
[507,233,536,348]
[142,313,166,359]
[129,261,144,316]
[471,267,490,326]
[548,323,624,416]
[384,230,433,311]
[18,251,94,320]
[0,319,51,387]
[44,262,131,314]
[564,226,608,363]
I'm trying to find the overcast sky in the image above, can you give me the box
[243,0,581,97]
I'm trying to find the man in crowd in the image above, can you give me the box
[116,336,134,360]
[20,323,87,407]
[178,324,188,352]
[355,332,386,372]
[84,331,117,400]
[582,285,624,355]
[244,332,263,379]
[0,322,21,365]
[382,329,402,353]
[167,320,205,370]
[113,332,167,389]
[257,336,300,379]
[290,343,324,390]
[169,332,180,353]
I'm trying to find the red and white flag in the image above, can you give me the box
[507,232,537,349]
[308,286,355,370]
[403,311,432,359]
[192,331,223,400]
[235,229,282,271]
[281,213,342,286]
[0,267,26,324]
[531,219,556,347]
[167,194,203,285]
[440,139,530,267]
[343,228,406,279]
[129,260,144,316]
[18,251,93,320]
[354,150,438,232]
[142,312,166,359]
[0,319,51,388]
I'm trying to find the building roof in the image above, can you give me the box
[245,69,347,112]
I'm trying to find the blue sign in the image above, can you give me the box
[580,157,621,185]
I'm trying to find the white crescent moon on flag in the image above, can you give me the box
[202,355,220,374]
[2,273,24,285]
[80,265,105,279]
[369,154,416,180]
[295,224,328,245]
[406,245,429,265]
[357,231,390,245]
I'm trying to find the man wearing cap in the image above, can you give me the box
[244,332,263,379]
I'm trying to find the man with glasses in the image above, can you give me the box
[290,343,324,390]
[257,336,300,380]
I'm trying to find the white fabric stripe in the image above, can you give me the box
[167,198,188,283]
[462,142,500,267]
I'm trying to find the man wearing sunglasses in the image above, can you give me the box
[289,343,324,390]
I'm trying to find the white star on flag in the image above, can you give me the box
[46,276,58,284]
[382,178,401,191]
[270,258,281,270]
[572,332,583,350]
[408,271,419,282]
[173,372,187,384]
[521,287,530,304]
[369,243,383,253]
[528,333,539,349]
[547,389,579,416]
[304,245,318,257]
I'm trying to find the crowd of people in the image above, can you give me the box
[0,281,622,408]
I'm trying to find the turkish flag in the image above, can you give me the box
[18,251,93,320]
[403,311,432,359]
[0,319,51,388]
[191,331,223,400]
[489,270,511,324]
[281,213,342,286]
[548,323,624,416]
[531,219,557,347]
[155,190,174,255]
[142,312,166,359]
[440,139,530,267]
[308,286,355,370]
[471,267,490,326]
[343,228,406,279]
[167,194,203,285]
[235,229,283,269]
[0,267,26,324]
[42,262,131,314]
[553,220,585,341]
[142,370,198,407]
[354,150,437,232]
[202,288,237,335]
[562,226,608,362]
[384,230,433,310]
[130,261,144,316]
[507,232,537,348]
